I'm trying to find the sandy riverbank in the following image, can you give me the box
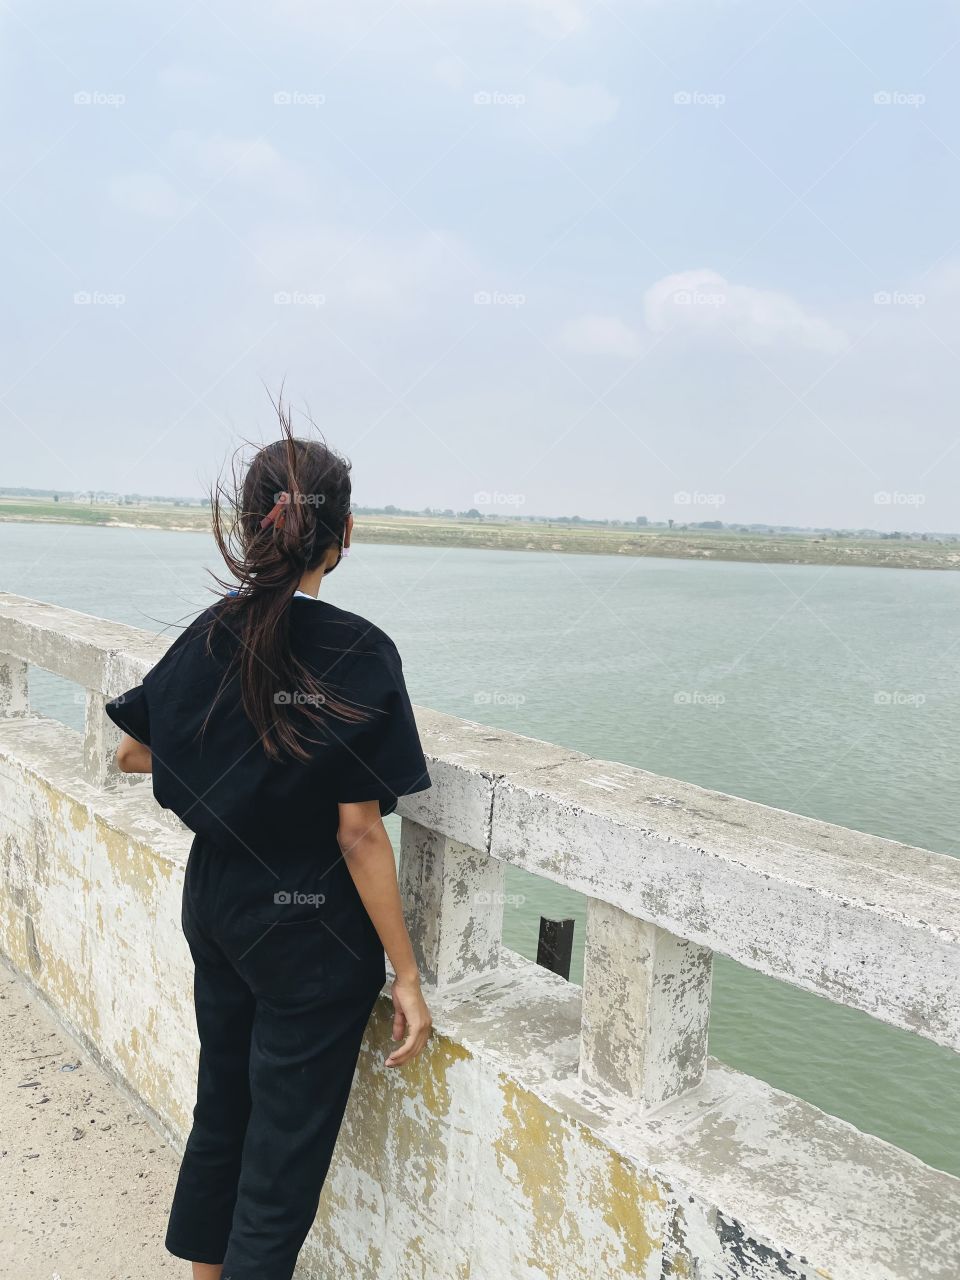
[1,499,956,571]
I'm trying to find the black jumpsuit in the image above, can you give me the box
[105,595,431,1280]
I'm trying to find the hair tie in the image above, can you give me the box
[261,491,291,531]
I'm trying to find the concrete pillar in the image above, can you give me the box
[579,897,712,1108]
[0,653,29,717]
[398,817,504,987]
[82,689,125,789]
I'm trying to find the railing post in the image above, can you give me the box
[579,897,712,1108]
[0,653,29,717]
[398,816,504,987]
[82,689,126,789]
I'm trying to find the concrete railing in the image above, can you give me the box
[0,590,958,1280]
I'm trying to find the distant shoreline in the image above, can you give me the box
[1,500,957,571]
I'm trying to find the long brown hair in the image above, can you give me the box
[206,398,370,762]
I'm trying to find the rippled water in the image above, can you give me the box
[2,522,958,1174]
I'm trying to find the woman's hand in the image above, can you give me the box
[337,800,434,1068]
[336,801,433,1067]
[386,974,432,1068]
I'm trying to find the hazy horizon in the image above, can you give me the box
[3,481,955,538]
[3,2,959,529]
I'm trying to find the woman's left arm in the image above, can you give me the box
[116,733,152,774]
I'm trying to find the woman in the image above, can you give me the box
[105,409,433,1280]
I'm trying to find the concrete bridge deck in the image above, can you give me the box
[0,954,180,1279]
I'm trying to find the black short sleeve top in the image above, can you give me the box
[104,596,431,858]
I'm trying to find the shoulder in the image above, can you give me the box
[143,603,222,683]
[293,599,402,666]
[289,599,407,691]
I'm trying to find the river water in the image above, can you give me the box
[1,521,958,1174]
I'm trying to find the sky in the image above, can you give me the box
[2,0,960,529]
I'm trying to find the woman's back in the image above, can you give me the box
[111,594,428,860]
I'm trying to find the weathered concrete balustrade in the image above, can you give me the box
[0,591,958,1280]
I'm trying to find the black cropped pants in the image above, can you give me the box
[165,836,386,1280]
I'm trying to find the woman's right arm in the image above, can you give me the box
[338,799,432,1068]
[116,732,152,773]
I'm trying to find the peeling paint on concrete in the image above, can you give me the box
[1,594,960,1280]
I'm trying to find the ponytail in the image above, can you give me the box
[204,399,368,762]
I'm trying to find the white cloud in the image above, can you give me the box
[108,172,190,220]
[109,134,297,221]
[255,224,477,312]
[526,77,618,145]
[479,0,590,35]
[275,0,592,36]
[561,313,643,358]
[562,271,846,360]
[170,131,288,183]
[644,269,847,353]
